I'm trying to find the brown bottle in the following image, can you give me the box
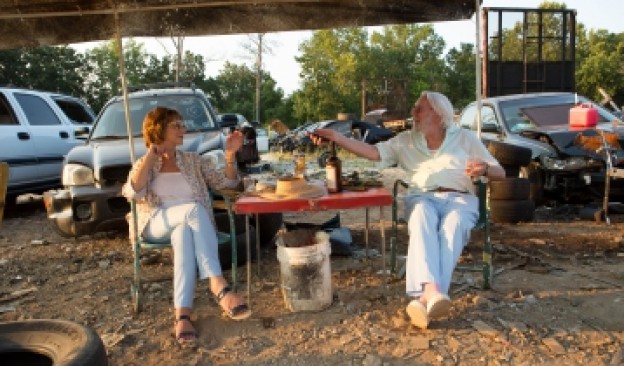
[325,142,342,193]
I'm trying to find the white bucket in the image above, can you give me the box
[276,231,332,312]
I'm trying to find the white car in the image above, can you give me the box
[0,87,95,204]
[255,127,269,153]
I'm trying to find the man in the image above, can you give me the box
[310,91,504,328]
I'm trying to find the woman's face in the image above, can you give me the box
[162,118,186,146]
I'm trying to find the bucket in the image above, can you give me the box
[276,231,332,312]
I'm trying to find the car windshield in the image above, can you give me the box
[90,95,217,139]
[500,95,621,132]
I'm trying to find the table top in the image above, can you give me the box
[234,187,393,214]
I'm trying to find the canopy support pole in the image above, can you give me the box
[475,0,482,137]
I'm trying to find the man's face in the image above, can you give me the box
[411,97,441,133]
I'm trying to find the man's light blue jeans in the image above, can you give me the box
[404,192,478,298]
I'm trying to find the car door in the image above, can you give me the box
[10,91,80,186]
[0,91,40,189]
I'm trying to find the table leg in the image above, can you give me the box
[379,206,387,292]
[245,214,251,307]
[365,208,370,262]
[255,213,260,276]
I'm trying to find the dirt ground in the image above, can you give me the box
[1,163,623,366]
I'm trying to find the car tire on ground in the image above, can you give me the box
[489,199,535,223]
[489,178,530,200]
[487,141,532,167]
[0,319,107,366]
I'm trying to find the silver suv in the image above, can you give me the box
[43,83,282,244]
[0,87,95,204]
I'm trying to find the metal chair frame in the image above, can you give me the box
[390,178,492,289]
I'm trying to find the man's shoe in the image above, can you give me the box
[406,299,428,329]
[426,293,451,319]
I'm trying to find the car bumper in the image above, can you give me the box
[43,185,129,238]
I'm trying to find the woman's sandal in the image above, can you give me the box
[215,286,252,320]
[173,315,198,346]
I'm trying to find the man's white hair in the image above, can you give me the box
[421,91,454,128]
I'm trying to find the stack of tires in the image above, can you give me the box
[487,141,536,223]
[489,177,535,223]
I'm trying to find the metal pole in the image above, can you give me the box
[475,0,483,137]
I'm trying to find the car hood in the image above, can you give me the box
[518,123,624,158]
[66,130,224,169]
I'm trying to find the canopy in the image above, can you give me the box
[0,0,476,50]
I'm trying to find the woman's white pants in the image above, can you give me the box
[142,202,221,308]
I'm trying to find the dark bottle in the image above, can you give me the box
[325,142,342,193]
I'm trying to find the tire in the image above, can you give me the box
[502,164,520,178]
[489,178,530,200]
[488,141,532,167]
[489,199,535,224]
[0,319,107,366]
[519,163,545,206]
[218,225,258,268]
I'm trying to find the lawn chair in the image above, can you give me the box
[130,190,242,313]
[390,178,492,289]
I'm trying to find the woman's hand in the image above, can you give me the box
[225,130,244,155]
[148,144,168,159]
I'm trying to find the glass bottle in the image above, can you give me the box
[325,142,342,193]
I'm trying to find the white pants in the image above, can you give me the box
[142,202,221,308]
[404,192,478,298]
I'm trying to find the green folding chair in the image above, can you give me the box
[130,191,240,313]
[390,178,492,289]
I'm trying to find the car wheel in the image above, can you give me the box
[519,162,545,206]
[489,178,530,200]
[0,319,107,366]
[488,141,532,167]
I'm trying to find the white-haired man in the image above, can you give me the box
[310,91,505,328]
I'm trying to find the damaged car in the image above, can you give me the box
[458,92,624,204]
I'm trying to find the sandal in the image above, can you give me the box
[173,315,198,346]
[215,286,252,320]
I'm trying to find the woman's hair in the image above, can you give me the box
[142,107,182,147]
[421,91,455,128]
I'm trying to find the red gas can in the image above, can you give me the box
[569,103,598,128]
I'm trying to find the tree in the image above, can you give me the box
[575,29,624,105]
[444,43,476,110]
[295,28,369,122]
[0,46,86,97]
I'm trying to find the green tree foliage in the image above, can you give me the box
[0,46,86,97]
[575,29,624,106]
[211,62,286,125]
[444,43,476,110]
[295,28,369,122]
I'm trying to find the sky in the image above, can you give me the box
[72,0,623,96]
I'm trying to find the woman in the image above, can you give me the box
[123,107,251,346]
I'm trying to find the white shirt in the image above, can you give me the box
[375,125,501,194]
[151,172,194,203]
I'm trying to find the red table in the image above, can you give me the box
[234,187,393,303]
